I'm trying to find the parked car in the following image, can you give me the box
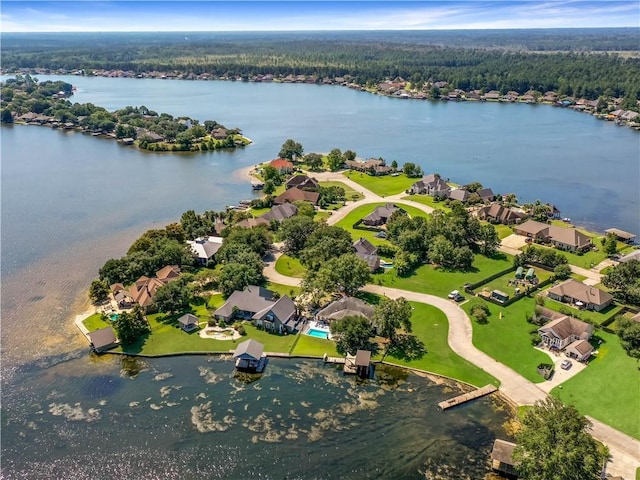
[448,290,459,299]
[560,360,573,370]
[453,293,465,302]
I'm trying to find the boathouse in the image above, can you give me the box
[233,339,267,373]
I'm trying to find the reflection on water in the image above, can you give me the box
[2,355,514,479]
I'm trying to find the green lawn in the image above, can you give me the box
[373,252,514,298]
[319,181,364,202]
[522,239,632,269]
[342,171,416,197]
[315,211,332,222]
[291,334,340,357]
[552,330,640,439]
[83,312,110,332]
[466,297,552,383]
[386,302,499,387]
[400,194,452,212]
[472,266,552,298]
[539,296,624,326]
[335,202,428,246]
[493,224,514,240]
[265,281,301,298]
[275,254,306,278]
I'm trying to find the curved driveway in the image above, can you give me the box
[264,170,639,476]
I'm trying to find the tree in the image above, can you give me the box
[327,148,344,171]
[304,152,323,171]
[277,216,317,255]
[278,138,304,160]
[372,296,413,350]
[153,278,191,314]
[390,160,398,171]
[299,225,353,271]
[602,233,618,256]
[602,259,640,306]
[464,181,483,193]
[304,253,370,296]
[513,397,604,480]
[553,263,572,280]
[478,223,500,256]
[262,165,282,184]
[342,149,357,162]
[113,306,149,345]
[218,258,265,297]
[292,200,316,218]
[89,279,110,304]
[0,108,13,123]
[615,317,640,359]
[330,316,378,356]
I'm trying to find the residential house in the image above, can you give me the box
[285,175,320,191]
[187,236,224,265]
[353,238,381,272]
[273,187,320,206]
[344,158,391,176]
[233,339,267,373]
[177,313,199,332]
[546,279,613,312]
[156,265,181,283]
[362,203,403,226]
[477,188,495,203]
[545,204,561,219]
[214,285,299,334]
[235,217,270,229]
[538,315,594,361]
[619,249,640,263]
[110,283,134,308]
[260,203,298,222]
[128,265,181,308]
[410,174,451,199]
[491,439,519,478]
[447,189,470,203]
[477,204,527,225]
[88,327,119,353]
[514,221,591,252]
[483,90,501,101]
[136,128,164,143]
[316,296,375,322]
[269,158,294,174]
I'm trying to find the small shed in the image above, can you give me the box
[177,313,199,332]
[491,439,519,478]
[355,350,373,379]
[525,268,536,280]
[515,266,524,279]
[88,327,118,353]
[233,339,267,373]
[490,290,510,303]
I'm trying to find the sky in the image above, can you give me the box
[1,1,638,32]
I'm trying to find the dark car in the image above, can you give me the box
[453,293,465,302]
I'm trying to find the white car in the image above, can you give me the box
[560,360,573,370]
[448,290,459,299]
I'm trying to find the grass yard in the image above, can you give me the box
[539,296,624,326]
[465,297,552,383]
[493,224,514,240]
[343,171,416,197]
[552,330,640,439]
[401,194,452,212]
[386,302,499,387]
[319,181,364,202]
[275,254,306,278]
[291,334,340,357]
[472,266,552,298]
[83,312,110,332]
[373,252,514,298]
[315,211,332,222]
[335,202,428,245]
[522,239,633,269]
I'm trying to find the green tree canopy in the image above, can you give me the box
[89,279,110,304]
[278,138,304,160]
[113,306,149,345]
[327,148,344,171]
[277,216,318,255]
[513,397,604,480]
[153,278,192,315]
[330,316,378,356]
[602,259,640,306]
[615,316,640,359]
[372,296,413,345]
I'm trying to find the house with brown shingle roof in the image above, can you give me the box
[260,203,298,222]
[477,204,528,225]
[410,174,451,199]
[538,315,594,361]
[362,203,403,226]
[273,187,320,206]
[285,175,319,191]
[546,279,613,312]
[316,296,375,322]
[514,221,591,252]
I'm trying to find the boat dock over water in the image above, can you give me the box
[438,384,497,410]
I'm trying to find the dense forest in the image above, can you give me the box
[2,30,639,102]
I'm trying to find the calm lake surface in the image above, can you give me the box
[1,75,638,478]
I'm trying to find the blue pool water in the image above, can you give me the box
[110,313,119,321]
[307,328,329,339]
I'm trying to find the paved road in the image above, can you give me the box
[266,170,639,476]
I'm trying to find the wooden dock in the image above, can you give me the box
[323,353,346,365]
[438,384,497,410]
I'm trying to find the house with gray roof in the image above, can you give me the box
[233,339,267,372]
[214,286,298,333]
[362,203,403,226]
[187,236,223,265]
[177,313,200,332]
[316,296,375,322]
[546,279,613,312]
[260,203,298,222]
[410,174,451,199]
[448,189,470,203]
[353,238,380,272]
[88,327,119,353]
[619,249,640,263]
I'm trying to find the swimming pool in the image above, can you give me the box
[110,313,119,322]
[306,328,329,339]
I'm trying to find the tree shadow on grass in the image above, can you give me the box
[387,333,427,361]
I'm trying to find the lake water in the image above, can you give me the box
[1,74,638,478]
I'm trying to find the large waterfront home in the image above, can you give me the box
[186,236,223,265]
[409,174,451,198]
[345,158,392,176]
[538,314,594,361]
[285,175,319,191]
[514,220,592,252]
[362,203,403,226]
[110,265,181,310]
[273,187,320,206]
[214,285,299,334]
[316,296,375,322]
[476,204,528,225]
[546,279,614,312]
[269,158,294,174]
